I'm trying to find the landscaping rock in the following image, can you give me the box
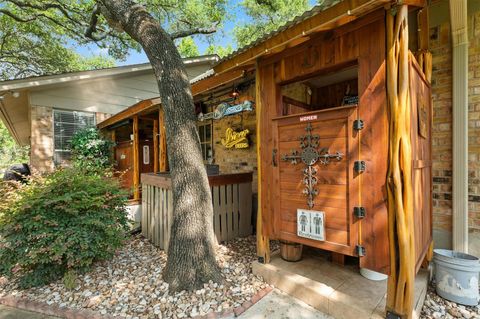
[0,235,277,319]
[421,282,480,319]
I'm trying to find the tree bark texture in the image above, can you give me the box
[386,6,416,318]
[98,0,222,291]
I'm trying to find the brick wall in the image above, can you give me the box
[430,10,480,253]
[203,83,258,193]
[30,105,54,172]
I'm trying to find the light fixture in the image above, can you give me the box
[231,85,240,98]
[12,91,20,98]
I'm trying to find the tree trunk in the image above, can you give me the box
[99,0,222,291]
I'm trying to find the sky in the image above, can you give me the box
[75,0,319,66]
[75,0,251,66]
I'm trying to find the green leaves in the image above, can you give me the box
[0,167,129,288]
[234,0,311,47]
[70,128,115,172]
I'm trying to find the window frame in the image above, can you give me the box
[53,109,96,165]
[197,120,213,163]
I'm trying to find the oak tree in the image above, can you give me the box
[0,0,227,291]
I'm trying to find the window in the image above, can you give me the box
[53,109,96,165]
[198,121,213,162]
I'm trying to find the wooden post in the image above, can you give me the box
[133,115,140,200]
[386,5,416,318]
[255,61,270,264]
[153,119,159,173]
[158,107,168,172]
[415,7,432,82]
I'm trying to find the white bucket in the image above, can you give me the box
[433,249,480,306]
[360,268,388,281]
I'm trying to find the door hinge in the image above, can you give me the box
[354,206,366,219]
[353,119,364,130]
[356,245,366,257]
[354,160,366,173]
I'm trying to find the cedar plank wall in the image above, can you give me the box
[258,10,390,274]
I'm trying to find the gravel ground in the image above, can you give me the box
[0,235,277,319]
[421,283,480,319]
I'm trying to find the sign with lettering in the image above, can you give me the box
[300,115,317,122]
[221,128,249,149]
[297,209,325,241]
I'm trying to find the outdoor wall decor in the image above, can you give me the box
[281,122,343,208]
[198,100,254,121]
[221,127,249,149]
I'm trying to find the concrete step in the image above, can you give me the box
[252,253,429,319]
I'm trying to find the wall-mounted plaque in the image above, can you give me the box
[297,209,325,241]
[418,93,428,138]
[143,145,150,165]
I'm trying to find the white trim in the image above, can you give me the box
[449,0,469,253]
[0,55,219,92]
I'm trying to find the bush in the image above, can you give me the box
[70,128,114,171]
[0,167,129,288]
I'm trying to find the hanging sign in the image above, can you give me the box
[198,100,254,121]
[221,128,249,149]
[297,209,325,241]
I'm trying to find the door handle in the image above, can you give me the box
[272,148,278,167]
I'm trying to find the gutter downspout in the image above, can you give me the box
[449,0,469,253]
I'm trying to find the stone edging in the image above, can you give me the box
[0,286,273,319]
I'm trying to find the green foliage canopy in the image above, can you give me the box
[234,0,311,47]
[0,0,228,80]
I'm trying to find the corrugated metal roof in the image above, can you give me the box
[190,68,215,84]
[214,0,342,66]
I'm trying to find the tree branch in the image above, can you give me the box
[170,26,217,39]
[0,9,38,22]
[85,5,108,41]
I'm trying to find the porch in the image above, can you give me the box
[253,249,429,319]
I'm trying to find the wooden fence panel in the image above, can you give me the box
[141,179,252,249]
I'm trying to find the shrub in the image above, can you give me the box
[70,128,114,171]
[0,167,129,288]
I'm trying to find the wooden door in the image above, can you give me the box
[139,140,154,174]
[115,141,133,193]
[272,106,360,256]
[409,59,433,271]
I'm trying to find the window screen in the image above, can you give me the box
[53,109,96,165]
[198,121,212,162]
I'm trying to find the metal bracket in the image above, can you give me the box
[354,206,366,219]
[353,119,364,130]
[356,245,366,257]
[258,256,265,264]
[354,160,366,173]
[386,311,402,319]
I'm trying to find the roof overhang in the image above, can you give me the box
[97,98,161,130]
[0,55,219,92]
[212,0,426,75]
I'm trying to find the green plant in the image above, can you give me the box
[0,167,129,288]
[70,128,114,171]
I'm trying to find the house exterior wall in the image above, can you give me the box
[201,83,258,193]
[29,107,111,172]
[30,105,54,172]
[430,6,480,255]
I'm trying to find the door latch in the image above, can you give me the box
[272,148,278,167]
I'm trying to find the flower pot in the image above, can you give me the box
[433,249,480,306]
[280,240,303,262]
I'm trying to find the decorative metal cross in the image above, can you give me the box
[281,122,343,208]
